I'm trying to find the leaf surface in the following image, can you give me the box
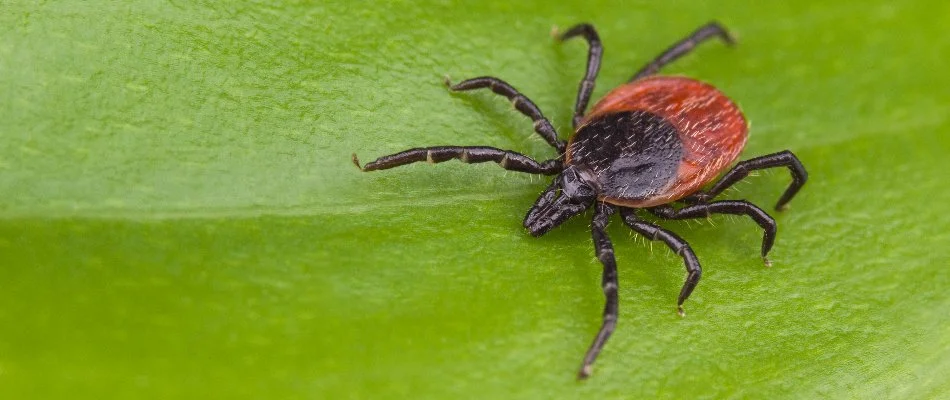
[1,1,949,398]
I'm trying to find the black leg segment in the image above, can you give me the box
[449,77,566,153]
[557,23,603,129]
[692,150,808,211]
[630,21,735,82]
[352,146,562,175]
[619,208,701,316]
[648,201,777,264]
[578,202,618,380]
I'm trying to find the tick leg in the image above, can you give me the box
[448,77,566,154]
[352,146,562,175]
[619,208,701,316]
[630,21,735,82]
[556,23,602,129]
[690,150,808,211]
[648,201,776,264]
[578,202,618,380]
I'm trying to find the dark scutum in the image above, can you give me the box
[568,111,683,202]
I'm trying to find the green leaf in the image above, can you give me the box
[2,1,949,398]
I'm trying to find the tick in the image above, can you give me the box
[352,22,807,379]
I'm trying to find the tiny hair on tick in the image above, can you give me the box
[352,21,808,379]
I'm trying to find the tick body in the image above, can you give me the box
[568,76,748,208]
[353,22,808,379]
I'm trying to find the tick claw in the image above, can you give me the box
[551,25,561,40]
[351,153,364,171]
[763,257,773,267]
[677,305,686,317]
[577,364,592,380]
[723,33,738,47]
[443,75,452,88]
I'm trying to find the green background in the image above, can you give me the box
[2,0,949,398]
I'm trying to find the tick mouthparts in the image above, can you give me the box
[523,195,565,237]
[525,221,553,237]
[523,208,553,236]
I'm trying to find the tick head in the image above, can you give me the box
[523,166,597,237]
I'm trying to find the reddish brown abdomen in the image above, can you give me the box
[582,76,748,206]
